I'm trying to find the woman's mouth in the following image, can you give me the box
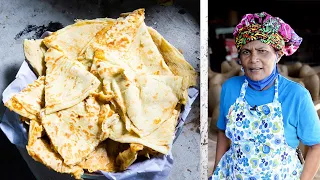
[249,68,263,72]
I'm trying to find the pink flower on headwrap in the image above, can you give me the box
[233,12,302,56]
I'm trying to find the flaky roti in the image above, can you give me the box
[11,8,197,178]
[23,39,47,76]
[44,47,64,75]
[45,55,100,114]
[97,61,185,137]
[5,76,45,121]
[43,18,115,69]
[116,143,144,171]
[82,9,146,75]
[27,120,84,179]
[101,104,179,154]
[78,142,117,173]
[81,8,187,137]
[128,22,173,76]
[148,26,198,89]
[41,96,108,166]
[84,9,173,79]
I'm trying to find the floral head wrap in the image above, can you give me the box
[233,12,303,56]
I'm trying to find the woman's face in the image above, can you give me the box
[239,40,280,81]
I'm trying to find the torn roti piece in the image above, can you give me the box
[79,141,117,173]
[45,54,100,114]
[4,76,45,121]
[138,146,161,159]
[43,18,115,68]
[147,26,198,88]
[44,47,64,75]
[124,75,184,137]
[84,9,173,79]
[97,61,185,137]
[101,104,179,154]
[26,120,84,179]
[23,39,47,76]
[98,104,119,141]
[122,22,173,76]
[82,8,145,63]
[41,96,104,165]
[19,116,31,124]
[116,143,144,171]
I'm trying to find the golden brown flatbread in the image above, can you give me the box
[5,76,45,121]
[97,60,185,137]
[148,26,198,89]
[43,18,115,70]
[14,8,197,178]
[23,39,47,76]
[79,142,117,173]
[83,9,173,79]
[116,143,144,171]
[43,47,64,75]
[100,103,179,154]
[26,120,84,179]
[41,96,105,166]
[44,54,100,114]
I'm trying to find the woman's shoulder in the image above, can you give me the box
[278,75,309,95]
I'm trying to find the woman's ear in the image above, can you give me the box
[237,59,241,65]
[237,55,241,65]
[276,52,283,63]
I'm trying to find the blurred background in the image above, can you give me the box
[208,1,320,178]
[209,1,320,71]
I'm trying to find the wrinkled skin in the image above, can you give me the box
[239,40,281,81]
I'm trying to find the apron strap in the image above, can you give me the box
[239,79,248,100]
[273,76,279,102]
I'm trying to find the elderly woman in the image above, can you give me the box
[210,12,320,179]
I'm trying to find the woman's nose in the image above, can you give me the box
[249,52,259,63]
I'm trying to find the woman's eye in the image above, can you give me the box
[258,50,266,53]
[241,51,249,55]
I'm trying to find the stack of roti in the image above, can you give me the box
[5,8,197,179]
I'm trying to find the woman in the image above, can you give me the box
[210,12,320,179]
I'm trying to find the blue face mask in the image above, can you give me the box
[244,59,279,91]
